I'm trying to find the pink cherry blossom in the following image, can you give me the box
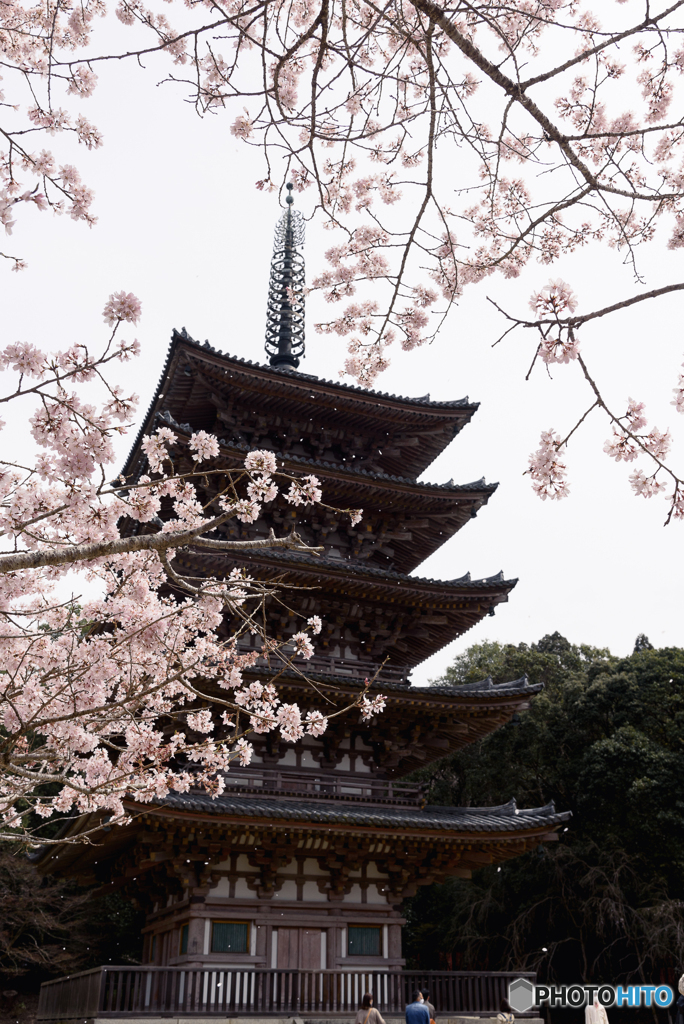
[539,334,580,365]
[231,115,253,140]
[528,430,569,500]
[672,361,684,413]
[292,631,315,659]
[604,431,639,463]
[359,695,386,720]
[276,703,304,742]
[247,475,278,502]
[307,615,322,634]
[530,280,578,318]
[644,427,671,460]
[625,398,648,433]
[0,310,385,838]
[102,291,142,326]
[189,430,220,461]
[305,710,328,736]
[630,469,666,498]
[285,475,323,506]
[142,427,177,472]
[187,709,215,732]
[244,450,277,475]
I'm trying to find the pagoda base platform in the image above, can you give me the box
[68,1016,544,1024]
[37,968,538,1022]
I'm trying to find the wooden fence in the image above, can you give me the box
[37,967,536,1019]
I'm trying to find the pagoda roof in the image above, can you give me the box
[229,672,540,775]
[176,548,516,667]
[166,329,477,410]
[241,669,540,700]
[32,792,569,892]
[123,331,481,482]
[155,792,570,835]
[154,421,497,499]
[140,424,496,573]
[182,546,516,594]
[424,674,541,697]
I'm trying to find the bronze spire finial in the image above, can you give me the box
[265,183,305,371]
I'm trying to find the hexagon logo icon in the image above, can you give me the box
[508,978,535,1014]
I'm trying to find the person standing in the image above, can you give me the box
[421,990,436,1023]
[356,993,386,1024]
[406,991,430,1024]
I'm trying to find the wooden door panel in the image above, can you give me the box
[277,928,299,969]
[301,929,321,970]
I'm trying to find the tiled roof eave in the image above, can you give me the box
[139,791,571,835]
[183,546,518,594]
[240,664,543,702]
[175,330,479,411]
[122,330,482,477]
[148,425,496,498]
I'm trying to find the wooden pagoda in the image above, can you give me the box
[35,195,569,992]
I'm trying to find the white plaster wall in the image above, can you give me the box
[303,857,326,875]
[300,749,317,768]
[273,879,298,899]
[366,885,389,904]
[211,876,231,897]
[366,863,388,879]
[337,754,351,771]
[343,883,364,903]
[280,749,297,766]
[236,854,253,872]
[301,881,327,901]
[234,877,253,898]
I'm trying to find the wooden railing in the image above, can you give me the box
[220,770,426,806]
[37,967,536,1019]
[236,644,411,686]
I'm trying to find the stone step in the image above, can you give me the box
[82,1016,544,1024]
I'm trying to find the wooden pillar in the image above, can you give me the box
[186,914,206,961]
[388,924,402,959]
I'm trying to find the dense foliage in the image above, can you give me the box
[0,847,144,982]
[404,634,684,986]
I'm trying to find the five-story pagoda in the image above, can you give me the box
[36,189,569,980]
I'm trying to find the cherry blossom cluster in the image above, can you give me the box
[527,281,582,365]
[602,398,678,513]
[6,0,684,401]
[527,430,569,501]
[0,297,384,841]
[5,0,684,516]
[523,349,684,521]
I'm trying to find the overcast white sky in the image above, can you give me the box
[2,27,683,684]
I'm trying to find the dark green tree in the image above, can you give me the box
[405,637,684,988]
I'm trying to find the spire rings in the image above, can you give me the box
[265,193,306,370]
